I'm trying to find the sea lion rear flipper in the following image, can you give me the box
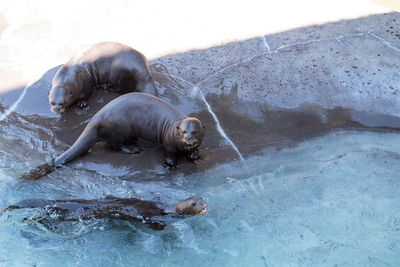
[54,124,99,166]
[18,163,55,181]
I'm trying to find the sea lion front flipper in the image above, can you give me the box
[73,100,90,116]
[187,149,202,161]
[163,149,177,169]
[164,156,177,170]
[18,163,55,181]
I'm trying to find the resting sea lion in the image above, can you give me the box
[19,92,204,180]
[55,92,204,167]
[49,42,157,113]
[4,196,207,230]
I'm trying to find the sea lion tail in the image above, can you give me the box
[54,124,99,166]
[18,124,98,181]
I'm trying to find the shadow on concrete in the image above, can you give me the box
[0,12,399,180]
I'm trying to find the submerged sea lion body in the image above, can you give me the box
[54,92,204,168]
[49,42,157,113]
[5,196,207,230]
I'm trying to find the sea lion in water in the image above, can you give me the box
[4,196,207,230]
[48,42,157,113]
[19,92,204,180]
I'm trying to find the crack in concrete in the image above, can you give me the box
[152,70,195,96]
[195,33,362,87]
[273,32,369,52]
[369,32,400,54]
[0,77,37,121]
[154,71,195,87]
[196,31,400,88]
[197,52,269,86]
[156,29,400,98]
[260,36,271,53]
[191,86,245,160]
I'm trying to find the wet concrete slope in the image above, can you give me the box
[0,12,399,180]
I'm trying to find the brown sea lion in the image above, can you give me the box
[19,92,204,180]
[54,92,204,167]
[48,42,157,113]
[4,196,207,230]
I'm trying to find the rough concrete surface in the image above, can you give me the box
[153,13,400,118]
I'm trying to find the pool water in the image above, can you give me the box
[1,130,400,266]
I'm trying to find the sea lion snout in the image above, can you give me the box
[51,105,65,114]
[183,131,193,141]
[49,87,68,114]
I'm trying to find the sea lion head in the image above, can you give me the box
[48,86,70,113]
[175,117,204,151]
[175,196,207,216]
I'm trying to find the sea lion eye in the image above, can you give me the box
[51,102,55,105]
[176,126,180,129]
[182,131,187,134]
[192,202,196,206]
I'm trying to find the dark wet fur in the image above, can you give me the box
[4,196,207,230]
[49,42,157,113]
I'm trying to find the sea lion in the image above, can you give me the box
[55,92,204,167]
[19,92,204,180]
[48,42,157,113]
[3,196,207,230]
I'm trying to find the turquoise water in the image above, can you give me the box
[1,130,400,266]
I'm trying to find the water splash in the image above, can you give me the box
[191,86,244,161]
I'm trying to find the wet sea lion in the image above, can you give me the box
[19,92,204,180]
[55,92,204,167]
[4,196,207,230]
[49,42,157,113]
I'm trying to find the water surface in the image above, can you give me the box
[1,130,400,266]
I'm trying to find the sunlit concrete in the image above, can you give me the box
[0,0,390,89]
[0,0,399,122]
